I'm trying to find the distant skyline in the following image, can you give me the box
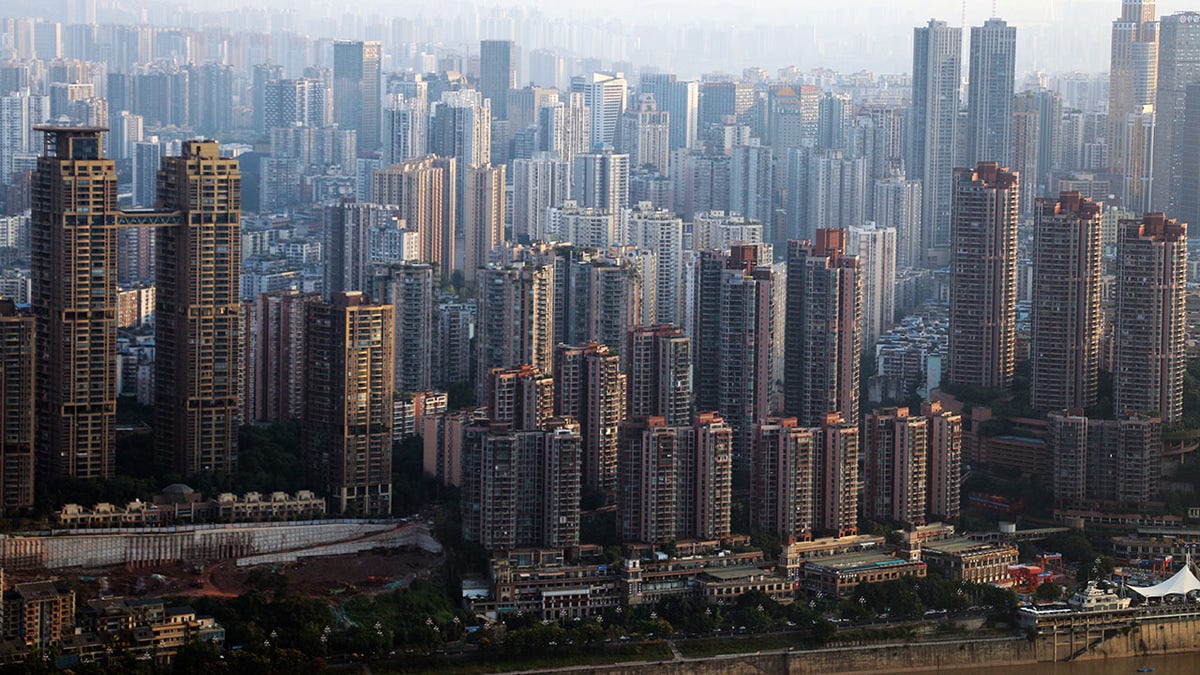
[2,0,1197,74]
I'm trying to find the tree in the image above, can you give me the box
[1035,581,1063,602]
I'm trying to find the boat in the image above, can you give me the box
[1137,668,1154,673]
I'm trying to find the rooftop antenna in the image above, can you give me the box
[961,0,967,28]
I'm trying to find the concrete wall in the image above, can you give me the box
[0,520,399,569]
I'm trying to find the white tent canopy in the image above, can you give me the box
[1128,564,1200,599]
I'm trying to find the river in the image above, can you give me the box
[937,653,1200,674]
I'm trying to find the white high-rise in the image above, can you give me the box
[571,72,628,148]
[846,223,897,351]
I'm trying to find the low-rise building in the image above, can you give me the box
[798,551,926,598]
[2,580,75,648]
[58,487,326,527]
[920,537,1018,584]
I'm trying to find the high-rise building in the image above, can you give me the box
[817,93,853,150]
[1049,411,1163,506]
[0,298,34,513]
[188,62,234,137]
[624,204,685,325]
[462,164,506,285]
[429,90,492,168]
[480,40,516,120]
[252,289,322,424]
[371,262,435,394]
[617,412,732,544]
[846,223,896,352]
[382,97,427,165]
[693,245,778,462]
[303,291,394,516]
[731,143,774,231]
[32,126,118,479]
[1181,83,1200,231]
[570,72,628,147]
[333,40,382,151]
[910,20,963,262]
[552,248,643,355]
[616,94,670,175]
[1010,95,1041,216]
[923,401,962,521]
[638,73,699,150]
[435,300,476,389]
[537,95,591,166]
[461,416,582,551]
[1152,12,1200,213]
[751,418,815,542]
[786,148,866,244]
[323,202,404,294]
[966,18,1017,167]
[947,163,1019,390]
[554,343,626,492]
[476,263,555,388]
[863,407,928,527]
[487,365,554,431]
[1108,0,1159,190]
[1030,193,1103,411]
[511,154,569,242]
[154,140,242,477]
[873,174,923,269]
[372,157,456,276]
[784,230,861,428]
[571,148,630,211]
[625,325,692,426]
[1114,213,1187,423]
[130,141,163,207]
[815,414,859,537]
[263,78,329,131]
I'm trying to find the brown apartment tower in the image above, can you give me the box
[31,127,119,479]
[0,299,35,512]
[303,291,395,516]
[1030,192,1103,411]
[154,140,242,475]
[947,162,1019,390]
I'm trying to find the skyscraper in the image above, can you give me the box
[730,143,774,231]
[624,204,685,325]
[966,18,1017,168]
[303,291,394,516]
[0,298,34,513]
[487,365,553,431]
[1181,83,1200,230]
[910,20,962,263]
[1108,0,1159,188]
[479,40,516,120]
[616,94,670,175]
[32,126,117,480]
[784,229,862,427]
[1152,12,1200,213]
[947,163,1019,390]
[1030,193,1103,411]
[333,40,382,152]
[154,140,242,477]
[1114,213,1187,423]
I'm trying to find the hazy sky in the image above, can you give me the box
[6,0,1198,73]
